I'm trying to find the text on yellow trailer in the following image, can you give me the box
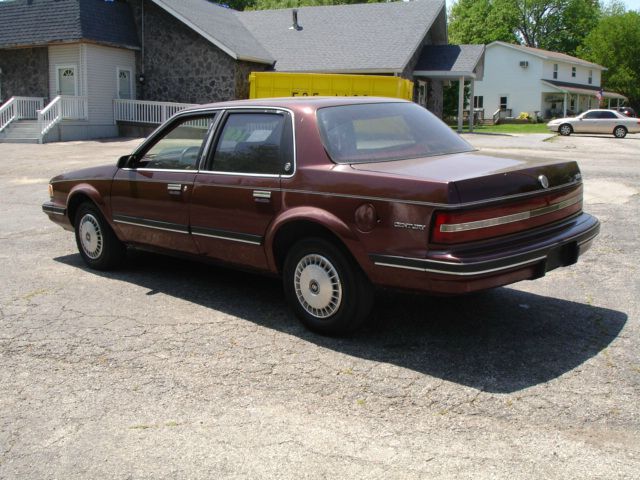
[249,72,414,100]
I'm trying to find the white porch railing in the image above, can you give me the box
[114,99,197,125]
[37,96,88,140]
[0,96,45,132]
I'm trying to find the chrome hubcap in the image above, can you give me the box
[560,126,570,135]
[79,213,103,260]
[294,254,342,319]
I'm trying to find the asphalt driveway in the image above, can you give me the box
[0,133,638,478]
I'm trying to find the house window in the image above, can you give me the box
[473,96,484,108]
[499,96,508,110]
[588,70,593,85]
[572,67,576,78]
[553,64,558,79]
[570,97,575,110]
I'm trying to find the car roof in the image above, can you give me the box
[182,96,411,113]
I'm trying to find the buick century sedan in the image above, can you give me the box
[547,109,640,138]
[43,98,599,335]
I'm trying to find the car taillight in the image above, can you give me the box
[431,194,582,244]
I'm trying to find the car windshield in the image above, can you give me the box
[316,102,474,164]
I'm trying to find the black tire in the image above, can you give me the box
[74,202,126,270]
[283,237,373,336]
[613,126,627,138]
[559,124,572,136]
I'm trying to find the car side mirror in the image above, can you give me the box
[117,155,135,169]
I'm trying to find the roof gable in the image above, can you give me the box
[238,0,447,73]
[0,0,140,50]
[151,0,274,64]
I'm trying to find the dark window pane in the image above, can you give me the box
[583,112,599,119]
[212,113,291,175]
[316,102,473,164]
[601,111,617,118]
[139,115,215,170]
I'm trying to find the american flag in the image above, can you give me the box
[596,88,603,102]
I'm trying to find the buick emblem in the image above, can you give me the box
[538,175,550,189]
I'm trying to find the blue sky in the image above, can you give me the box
[444,0,640,12]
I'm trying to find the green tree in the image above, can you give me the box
[449,0,601,56]
[578,10,640,110]
[448,0,517,44]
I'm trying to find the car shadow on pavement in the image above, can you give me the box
[55,251,627,394]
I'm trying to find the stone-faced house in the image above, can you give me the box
[1,0,484,142]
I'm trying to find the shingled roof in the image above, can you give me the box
[414,44,485,76]
[238,0,447,73]
[0,0,140,50]
[151,0,274,64]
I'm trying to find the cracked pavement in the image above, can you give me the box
[0,133,638,478]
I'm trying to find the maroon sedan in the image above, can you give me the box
[43,98,599,335]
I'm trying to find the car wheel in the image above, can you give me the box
[613,126,627,138]
[74,202,126,270]
[283,237,373,336]
[559,124,572,136]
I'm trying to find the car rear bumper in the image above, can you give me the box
[369,212,599,294]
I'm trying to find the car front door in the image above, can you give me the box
[190,109,294,270]
[111,113,217,253]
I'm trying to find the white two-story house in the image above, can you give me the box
[473,41,627,120]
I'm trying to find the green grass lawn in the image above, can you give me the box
[449,123,552,134]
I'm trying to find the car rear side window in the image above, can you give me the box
[138,115,216,170]
[601,111,617,119]
[317,102,473,164]
[209,112,293,175]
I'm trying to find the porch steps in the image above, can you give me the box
[0,120,41,144]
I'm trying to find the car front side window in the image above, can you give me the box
[209,112,292,175]
[137,114,216,170]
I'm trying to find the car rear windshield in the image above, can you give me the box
[316,102,473,164]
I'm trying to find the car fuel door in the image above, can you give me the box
[190,109,293,270]
[111,113,217,253]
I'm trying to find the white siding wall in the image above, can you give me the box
[473,46,544,118]
[542,61,602,87]
[48,44,83,97]
[85,44,136,126]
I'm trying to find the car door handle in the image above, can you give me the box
[253,190,271,203]
[167,183,182,195]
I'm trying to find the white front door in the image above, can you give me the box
[57,66,77,96]
[118,68,133,99]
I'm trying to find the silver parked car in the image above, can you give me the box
[547,109,640,138]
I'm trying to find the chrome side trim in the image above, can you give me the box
[167,183,182,191]
[373,256,546,276]
[440,195,582,233]
[191,226,262,245]
[113,215,189,235]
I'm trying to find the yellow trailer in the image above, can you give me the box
[249,72,414,101]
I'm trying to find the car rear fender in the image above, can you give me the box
[264,207,370,275]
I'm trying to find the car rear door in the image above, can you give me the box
[190,108,294,270]
[111,113,217,253]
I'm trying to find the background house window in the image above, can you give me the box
[572,67,576,78]
[553,64,558,79]
[588,70,593,85]
[570,97,575,110]
[499,96,508,110]
[473,96,484,108]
